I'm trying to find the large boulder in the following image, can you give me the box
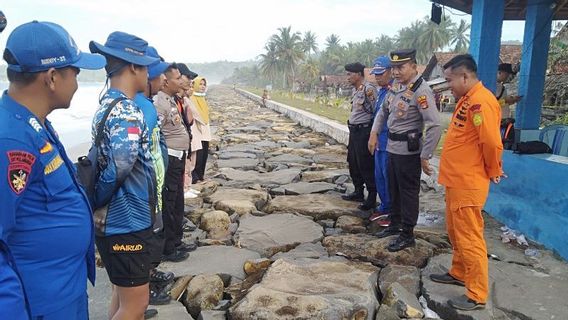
[159,246,261,281]
[322,234,435,268]
[335,215,366,233]
[218,168,301,186]
[235,213,323,257]
[185,274,225,318]
[301,169,350,183]
[382,282,424,318]
[200,210,230,233]
[205,188,269,215]
[264,194,361,220]
[230,258,379,319]
[271,242,329,261]
[265,154,313,165]
[216,158,259,170]
[379,264,420,298]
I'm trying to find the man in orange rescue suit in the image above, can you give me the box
[431,54,503,311]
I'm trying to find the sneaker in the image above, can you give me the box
[162,250,189,263]
[429,273,465,287]
[144,309,158,319]
[176,241,197,253]
[149,288,171,305]
[341,190,364,202]
[184,191,197,199]
[448,295,486,311]
[369,212,389,222]
[150,269,175,284]
[387,234,416,252]
[376,217,391,227]
[374,225,402,238]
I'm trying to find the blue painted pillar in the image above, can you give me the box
[469,0,504,93]
[515,0,553,130]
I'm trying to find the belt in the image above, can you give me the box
[388,131,422,141]
[347,122,372,129]
[167,148,186,160]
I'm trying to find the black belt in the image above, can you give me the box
[347,122,372,129]
[388,131,422,141]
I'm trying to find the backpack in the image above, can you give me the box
[500,118,515,150]
[513,141,552,154]
[75,97,126,207]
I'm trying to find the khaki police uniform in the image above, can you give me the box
[372,73,442,234]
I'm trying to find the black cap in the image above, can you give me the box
[390,49,416,65]
[177,63,199,80]
[498,63,514,74]
[345,62,365,73]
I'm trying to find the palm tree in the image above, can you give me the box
[450,19,470,53]
[300,57,320,87]
[271,26,304,89]
[302,31,318,55]
[396,20,424,50]
[355,39,378,66]
[418,16,454,63]
[375,34,396,56]
[325,34,342,50]
[259,42,281,86]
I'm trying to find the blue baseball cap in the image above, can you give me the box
[4,21,106,72]
[89,31,159,66]
[146,46,170,80]
[370,56,391,75]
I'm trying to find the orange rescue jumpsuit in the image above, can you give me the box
[438,81,503,303]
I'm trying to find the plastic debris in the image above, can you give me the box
[500,226,529,246]
[524,248,541,258]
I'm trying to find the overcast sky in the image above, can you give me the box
[1,0,533,63]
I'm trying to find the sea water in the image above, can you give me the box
[0,81,104,159]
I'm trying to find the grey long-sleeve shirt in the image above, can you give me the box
[153,91,190,151]
[371,75,442,159]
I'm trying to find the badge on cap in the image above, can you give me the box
[7,150,36,194]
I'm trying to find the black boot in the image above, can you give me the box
[387,228,416,252]
[342,187,364,202]
[358,192,377,210]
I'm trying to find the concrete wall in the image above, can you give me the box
[485,151,568,260]
[236,89,349,146]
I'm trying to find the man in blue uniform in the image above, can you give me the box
[0,21,106,319]
[367,56,393,227]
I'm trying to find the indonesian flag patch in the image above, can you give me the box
[7,151,36,195]
[127,127,140,141]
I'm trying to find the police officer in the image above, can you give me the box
[370,49,442,252]
[368,56,394,226]
[0,21,106,319]
[342,62,378,211]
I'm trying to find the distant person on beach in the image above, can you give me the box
[434,54,503,311]
[89,31,160,320]
[342,62,378,211]
[154,63,194,263]
[0,21,105,319]
[495,63,521,119]
[189,76,212,184]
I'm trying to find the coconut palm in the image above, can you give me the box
[450,19,470,53]
[418,16,454,63]
[259,42,281,86]
[271,26,304,89]
[302,31,318,55]
[325,34,342,50]
[375,34,396,55]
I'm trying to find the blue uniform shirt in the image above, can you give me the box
[374,81,393,151]
[0,91,95,316]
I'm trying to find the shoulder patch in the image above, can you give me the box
[7,150,36,194]
[417,95,428,109]
[366,88,376,98]
[470,104,482,112]
[473,113,483,126]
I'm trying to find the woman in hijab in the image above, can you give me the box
[189,76,211,183]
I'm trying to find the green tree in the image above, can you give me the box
[375,34,396,55]
[271,26,304,89]
[450,19,470,53]
[259,42,281,86]
[302,31,319,55]
[418,16,454,63]
[325,34,342,50]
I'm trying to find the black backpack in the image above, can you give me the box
[75,97,126,207]
[513,141,552,154]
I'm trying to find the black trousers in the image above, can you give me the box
[347,126,376,193]
[192,141,209,183]
[387,152,421,231]
[162,155,185,255]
